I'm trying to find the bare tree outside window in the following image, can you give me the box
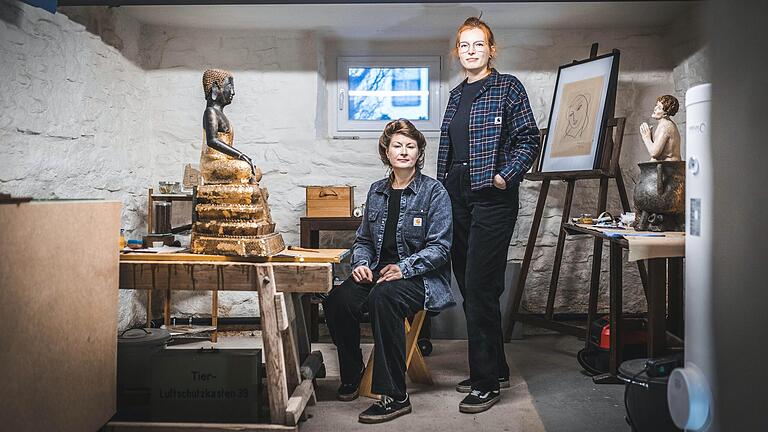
[347,67,430,121]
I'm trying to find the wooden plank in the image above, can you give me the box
[359,351,377,399]
[277,292,302,395]
[0,201,121,432]
[285,380,315,427]
[120,249,348,264]
[211,282,218,343]
[119,263,332,294]
[524,169,611,181]
[586,236,603,351]
[647,258,667,358]
[104,421,297,431]
[405,312,432,385]
[505,178,550,341]
[275,293,289,331]
[608,242,623,377]
[545,179,575,320]
[667,257,684,338]
[256,266,288,425]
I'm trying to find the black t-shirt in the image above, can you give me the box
[448,76,488,162]
[378,188,403,268]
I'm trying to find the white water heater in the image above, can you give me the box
[667,83,714,431]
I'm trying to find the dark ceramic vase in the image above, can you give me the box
[633,160,686,231]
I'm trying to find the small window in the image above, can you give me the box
[335,56,441,135]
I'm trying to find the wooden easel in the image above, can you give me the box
[503,44,648,341]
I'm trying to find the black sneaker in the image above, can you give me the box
[456,377,510,393]
[337,369,364,401]
[337,381,360,401]
[358,394,412,424]
[459,389,500,414]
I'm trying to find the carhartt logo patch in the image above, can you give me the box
[494,116,502,125]
[413,217,423,227]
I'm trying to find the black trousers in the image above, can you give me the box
[323,270,425,399]
[444,162,519,392]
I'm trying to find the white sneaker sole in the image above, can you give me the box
[459,395,500,414]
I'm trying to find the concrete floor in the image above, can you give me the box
[173,333,628,431]
[303,335,628,432]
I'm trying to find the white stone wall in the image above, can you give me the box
[1,2,708,327]
[0,1,149,329]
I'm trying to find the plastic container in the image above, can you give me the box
[115,328,171,420]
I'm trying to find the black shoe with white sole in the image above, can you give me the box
[459,389,500,414]
[358,394,412,424]
[337,381,360,401]
[337,370,363,401]
[456,377,510,393]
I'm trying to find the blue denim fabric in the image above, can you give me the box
[351,171,455,312]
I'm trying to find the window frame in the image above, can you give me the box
[334,56,442,136]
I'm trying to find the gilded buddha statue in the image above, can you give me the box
[190,69,285,256]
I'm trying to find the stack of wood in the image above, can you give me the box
[191,183,285,256]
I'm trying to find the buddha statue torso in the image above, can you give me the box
[199,111,253,185]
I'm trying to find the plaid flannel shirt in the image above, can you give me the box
[437,69,540,190]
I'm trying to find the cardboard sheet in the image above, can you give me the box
[0,201,121,431]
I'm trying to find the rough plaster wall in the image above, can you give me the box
[0,1,149,329]
[1,3,708,326]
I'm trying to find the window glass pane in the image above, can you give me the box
[347,67,430,121]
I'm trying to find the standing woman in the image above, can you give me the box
[437,17,540,414]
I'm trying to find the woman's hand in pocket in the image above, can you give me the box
[493,174,507,190]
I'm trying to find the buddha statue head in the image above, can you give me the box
[203,69,235,106]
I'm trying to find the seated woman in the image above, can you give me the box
[323,119,454,424]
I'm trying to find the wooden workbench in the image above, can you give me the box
[117,249,347,428]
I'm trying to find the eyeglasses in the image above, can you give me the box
[457,41,488,53]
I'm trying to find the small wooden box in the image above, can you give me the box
[305,185,355,217]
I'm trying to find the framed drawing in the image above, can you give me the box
[538,52,620,172]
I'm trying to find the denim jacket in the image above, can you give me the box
[351,171,455,312]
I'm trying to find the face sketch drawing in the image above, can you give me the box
[564,94,590,139]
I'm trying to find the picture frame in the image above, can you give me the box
[538,52,620,173]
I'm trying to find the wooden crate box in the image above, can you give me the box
[305,186,354,217]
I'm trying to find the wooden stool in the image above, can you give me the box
[359,309,434,399]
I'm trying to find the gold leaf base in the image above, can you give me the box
[190,232,286,257]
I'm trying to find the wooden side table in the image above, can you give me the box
[299,216,362,341]
[562,223,685,383]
